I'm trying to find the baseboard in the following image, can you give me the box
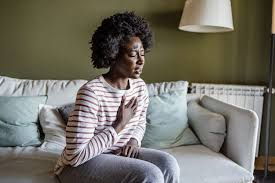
[255,156,275,172]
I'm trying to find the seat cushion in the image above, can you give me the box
[161,145,253,183]
[0,147,60,183]
[0,146,253,183]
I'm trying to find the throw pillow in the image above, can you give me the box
[0,96,47,147]
[39,104,66,152]
[57,103,75,124]
[187,101,226,152]
[141,91,200,149]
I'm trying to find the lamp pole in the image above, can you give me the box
[264,0,275,178]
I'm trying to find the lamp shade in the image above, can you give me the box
[179,0,234,33]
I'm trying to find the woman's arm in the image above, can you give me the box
[62,86,118,167]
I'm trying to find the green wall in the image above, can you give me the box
[0,0,274,155]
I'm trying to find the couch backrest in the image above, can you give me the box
[0,76,87,106]
[0,76,198,106]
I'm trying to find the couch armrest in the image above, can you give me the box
[200,95,259,173]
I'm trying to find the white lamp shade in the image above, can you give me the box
[179,0,234,33]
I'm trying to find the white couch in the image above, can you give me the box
[0,76,258,183]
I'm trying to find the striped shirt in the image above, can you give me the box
[54,75,149,174]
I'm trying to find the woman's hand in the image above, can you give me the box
[112,96,138,133]
[113,138,139,158]
[121,138,140,158]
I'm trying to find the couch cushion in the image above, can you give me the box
[0,96,47,147]
[142,91,199,149]
[146,80,188,97]
[187,101,226,152]
[142,81,200,149]
[162,145,253,183]
[0,76,87,106]
[0,146,60,183]
[39,104,66,152]
[57,103,75,124]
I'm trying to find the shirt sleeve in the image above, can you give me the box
[61,86,118,167]
[131,84,149,147]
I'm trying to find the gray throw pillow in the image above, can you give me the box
[187,101,226,152]
[58,103,74,124]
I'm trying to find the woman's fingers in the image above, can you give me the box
[123,145,130,156]
[132,97,137,106]
[128,146,135,158]
[117,96,125,116]
[132,98,138,112]
[120,95,126,107]
[121,146,125,156]
[134,148,139,158]
[121,145,139,158]
[129,147,139,158]
[122,145,132,157]
[125,97,135,108]
[118,96,125,113]
[130,97,137,108]
[124,97,138,108]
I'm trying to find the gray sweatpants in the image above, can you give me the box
[57,148,180,183]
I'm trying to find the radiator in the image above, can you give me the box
[190,83,265,157]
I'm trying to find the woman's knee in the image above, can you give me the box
[134,163,164,183]
[154,152,180,182]
[139,149,180,182]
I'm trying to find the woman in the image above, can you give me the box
[55,12,180,183]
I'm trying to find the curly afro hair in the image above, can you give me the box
[90,11,153,69]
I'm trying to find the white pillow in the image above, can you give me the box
[39,104,66,153]
[187,101,226,152]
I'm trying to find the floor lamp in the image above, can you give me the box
[178,0,234,33]
[263,0,275,180]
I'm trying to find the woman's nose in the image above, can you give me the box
[137,54,144,65]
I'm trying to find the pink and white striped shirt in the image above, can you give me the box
[54,75,149,174]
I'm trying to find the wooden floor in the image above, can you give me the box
[254,156,275,172]
[253,156,275,183]
[253,171,275,183]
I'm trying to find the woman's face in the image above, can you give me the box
[113,36,145,79]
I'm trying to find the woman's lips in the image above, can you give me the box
[134,69,142,74]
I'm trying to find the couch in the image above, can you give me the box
[0,76,258,183]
